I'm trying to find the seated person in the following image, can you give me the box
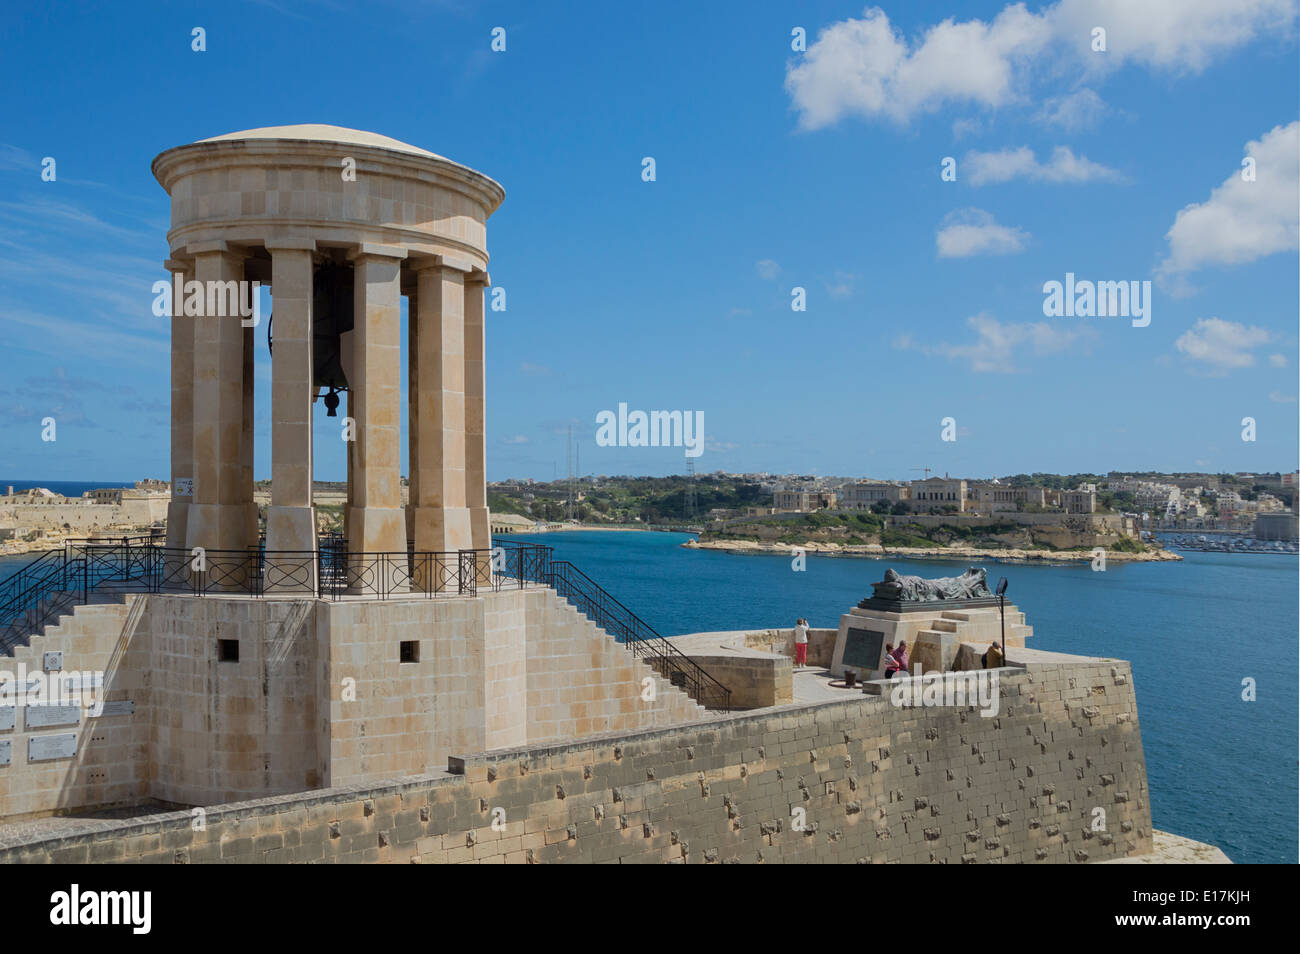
[882,643,899,679]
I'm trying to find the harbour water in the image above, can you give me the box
[500,530,1299,865]
[2,529,1294,863]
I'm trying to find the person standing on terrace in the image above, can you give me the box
[793,617,809,668]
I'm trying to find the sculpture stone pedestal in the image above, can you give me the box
[830,599,1033,681]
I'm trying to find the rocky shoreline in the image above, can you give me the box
[682,537,1182,564]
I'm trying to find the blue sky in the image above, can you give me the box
[1,0,1297,483]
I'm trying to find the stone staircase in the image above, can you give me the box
[1,590,134,658]
[550,595,709,722]
[919,607,1032,648]
[910,605,1033,674]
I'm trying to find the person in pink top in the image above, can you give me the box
[892,641,909,678]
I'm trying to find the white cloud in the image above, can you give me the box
[1269,390,1297,403]
[1158,121,1300,278]
[755,259,781,280]
[1173,317,1272,373]
[786,5,1051,128]
[1269,353,1288,367]
[1052,0,1296,73]
[1036,88,1107,131]
[964,145,1123,185]
[936,208,1030,258]
[896,311,1092,372]
[785,2,1293,128]
[502,434,529,445]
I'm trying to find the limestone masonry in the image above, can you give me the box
[1,649,1151,864]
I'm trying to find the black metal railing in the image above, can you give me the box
[1,535,730,709]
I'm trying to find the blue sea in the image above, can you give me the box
[497,530,1297,865]
[3,527,1294,863]
[0,479,136,498]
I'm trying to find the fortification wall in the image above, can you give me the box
[0,655,1153,864]
[0,588,704,819]
[0,498,168,533]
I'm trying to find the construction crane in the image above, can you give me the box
[911,467,932,479]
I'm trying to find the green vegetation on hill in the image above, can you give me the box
[487,474,768,525]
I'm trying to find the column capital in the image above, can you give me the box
[410,253,473,274]
[466,268,491,286]
[347,241,408,263]
[264,237,318,252]
[163,257,193,274]
[185,239,240,256]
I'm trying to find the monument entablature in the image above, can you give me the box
[152,124,503,270]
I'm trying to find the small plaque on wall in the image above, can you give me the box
[174,477,193,498]
[25,705,81,729]
[98,700,134,717]
[0,741,9,766]
[842,627,886,670]
[29,733,77,761]
[0,706,14,731]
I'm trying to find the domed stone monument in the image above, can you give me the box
[152,125,505,587]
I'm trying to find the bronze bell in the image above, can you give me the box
[267,261,354,416]
[311,262,353,415]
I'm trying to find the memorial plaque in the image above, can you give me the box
[25,705,81,729]
[842,627,886,669]
[0,740,10,766]
[29,733,76,761]
[98,700,134,717]
[174,477,193,498]
[0,706,14,731]
[43,651,62,672]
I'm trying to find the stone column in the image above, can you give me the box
[241,312,257,548]
[405,283,419,552]
[265,240,318,591]
[347,244,409,590]
[411,256,472,586]
[164,257,194,564]
[186,242,253,567]
[465,271,491,560]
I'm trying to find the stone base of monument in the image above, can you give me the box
[830,600,1033,681]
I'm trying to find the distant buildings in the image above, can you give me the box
[909,476,969,510]
[1255,512,1299,541]
[836,481,909,509]
[773,490,836,512]
[1060,488,1097,514]
[968,482,1045,513]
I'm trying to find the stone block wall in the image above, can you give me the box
[0,599,150,818]
[524,590,705,743]
[0,655,1153,863]
[149,596,319,804]
[1,587,707,820]
[744,627,836,667]
[672,654,793,710]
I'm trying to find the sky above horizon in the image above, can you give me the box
[1,0,1297,483]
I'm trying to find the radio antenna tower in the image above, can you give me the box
[684,458,697,521]
[566,425,575,521]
